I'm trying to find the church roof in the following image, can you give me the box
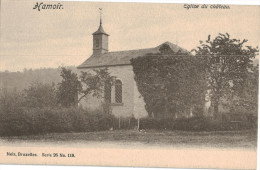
[92,24,109,36]
[78,41,189,69]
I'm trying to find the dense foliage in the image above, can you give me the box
[0,90,115,136]
[24,82,57,108]
[139,116,257,131]
[57,67,82,107]
[194,33,258,117]
[79,68,114,102]
[131,44,207,118]
[229,64,258,115]
[0,68,116,136]
[79,68,114,113]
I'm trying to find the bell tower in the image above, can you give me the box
[92,8,109,55]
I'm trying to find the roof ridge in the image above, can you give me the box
[104,41,180,54]
[106,47,156,54]
[78,41,190,69]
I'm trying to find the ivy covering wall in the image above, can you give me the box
[131,44,207,118]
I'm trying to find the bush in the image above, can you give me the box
[0,107,32,136]
[139,116,256,131]
[0,86,116,136]
[171,117,223,131]
[0,91,31,136]
[0,91,115,136]
[22,107,78,134]
[0,106,115,136]
[24,82,57,108]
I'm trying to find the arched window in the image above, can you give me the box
[115,79,122,103]
[104,81,111,103]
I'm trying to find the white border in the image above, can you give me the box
[48,0,260,5]
[0,0,259,170]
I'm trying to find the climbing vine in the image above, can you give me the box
[131,44,207,118]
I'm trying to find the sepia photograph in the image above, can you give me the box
[0,0,259,169]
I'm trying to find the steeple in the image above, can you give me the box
[92,8,109,55]
[100,8,102,25]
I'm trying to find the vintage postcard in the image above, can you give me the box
[0,0,259,169]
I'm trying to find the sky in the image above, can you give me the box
[0,0,259,71]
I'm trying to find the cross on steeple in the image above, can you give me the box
[99,8,103,25]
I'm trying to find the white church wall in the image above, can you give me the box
[108,65,135,118]
[78,65,149,119]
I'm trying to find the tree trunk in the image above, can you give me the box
[118,117,121,129]
[137,118,140,130]
[128,118,131,129]
[213,101,219,120]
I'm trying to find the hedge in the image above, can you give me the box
[0,106,115,136]
[139,116,257,131]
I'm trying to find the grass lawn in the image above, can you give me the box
[0,129,257,149]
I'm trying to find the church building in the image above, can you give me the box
[78,18,191,120]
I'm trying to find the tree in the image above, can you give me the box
[57,67,82,107]
[230,64,258,116]
[194,33,258,118]
[79,68,114,105]
[24,82,57,108]
[131,44,207,118]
